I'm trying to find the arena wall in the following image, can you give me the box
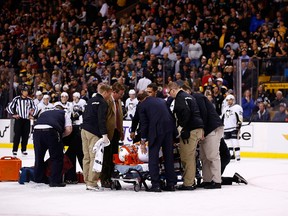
[0,120,287,159]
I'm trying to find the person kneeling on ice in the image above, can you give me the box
[219,138,248,185]
[198,138,248,187]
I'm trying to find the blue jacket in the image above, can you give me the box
[35,110,65,134]
[252,110,270,122]
[250,16,264,32]
[272,111,287,122]
[242,97,255,120]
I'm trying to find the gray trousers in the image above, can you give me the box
[199,126,224,183]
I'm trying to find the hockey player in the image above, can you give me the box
[222,94,243,161]
[36,95,54,116]
[33,91,43,106]
[125,89,138,120]
[71,92,86,125]
[64,92,86,183]
[54,92,73,114]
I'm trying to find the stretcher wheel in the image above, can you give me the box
[111,181,116,190]
[134,183,141,192]
[111,180,122,190]
[115,181,122,190]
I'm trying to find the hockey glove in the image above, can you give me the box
[236,121,242,130]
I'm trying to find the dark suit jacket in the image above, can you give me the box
[139,97,176,145]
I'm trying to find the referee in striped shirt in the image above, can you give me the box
[7,85,37,156]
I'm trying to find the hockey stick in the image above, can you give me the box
[224,119,252,131]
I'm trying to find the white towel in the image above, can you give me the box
[92,138,110,172]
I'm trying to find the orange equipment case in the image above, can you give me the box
[0,156,22,181]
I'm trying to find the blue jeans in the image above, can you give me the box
[190,59,200,68]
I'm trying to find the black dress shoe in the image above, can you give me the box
[177,184,196,190]
[233,173,248,185]
[65,180,78,184]
[147,186,162,192]
[49,182,66,187]
[204,181,221,189]
[162,185,175,192]
[197,182,211,188]
[101,180,112,188]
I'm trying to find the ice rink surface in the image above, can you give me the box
[0,148,287,216]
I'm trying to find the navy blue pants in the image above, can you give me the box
[64,125,84,181]
[220,138,234,185]
[149,133,176,187]
[33,129,63,184]
[220,138,231,175]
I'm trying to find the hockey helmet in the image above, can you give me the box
[118,145,131,162]
[61,92,69,98]
[226,94,235,101]
[73,92,81,98]
[226,94,235,105]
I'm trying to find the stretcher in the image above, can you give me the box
[111,163,150,192]
[110,144,202,191]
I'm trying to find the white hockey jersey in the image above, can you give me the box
[125,98,138,120]
[222,104,243,132]
[71,99,87,125]
[37,102,54,116]
[54,101,73,114]
[92,138,110,172]
[221,98,228,116]
[33,98,42,106]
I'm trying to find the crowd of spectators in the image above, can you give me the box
[0,0,288,121]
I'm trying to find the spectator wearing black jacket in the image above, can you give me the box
[167,82,204,190]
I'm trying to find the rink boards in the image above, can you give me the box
[0,119,288,159]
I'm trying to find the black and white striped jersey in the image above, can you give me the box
[6,96,37,119]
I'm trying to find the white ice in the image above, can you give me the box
[0,148,287,216]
